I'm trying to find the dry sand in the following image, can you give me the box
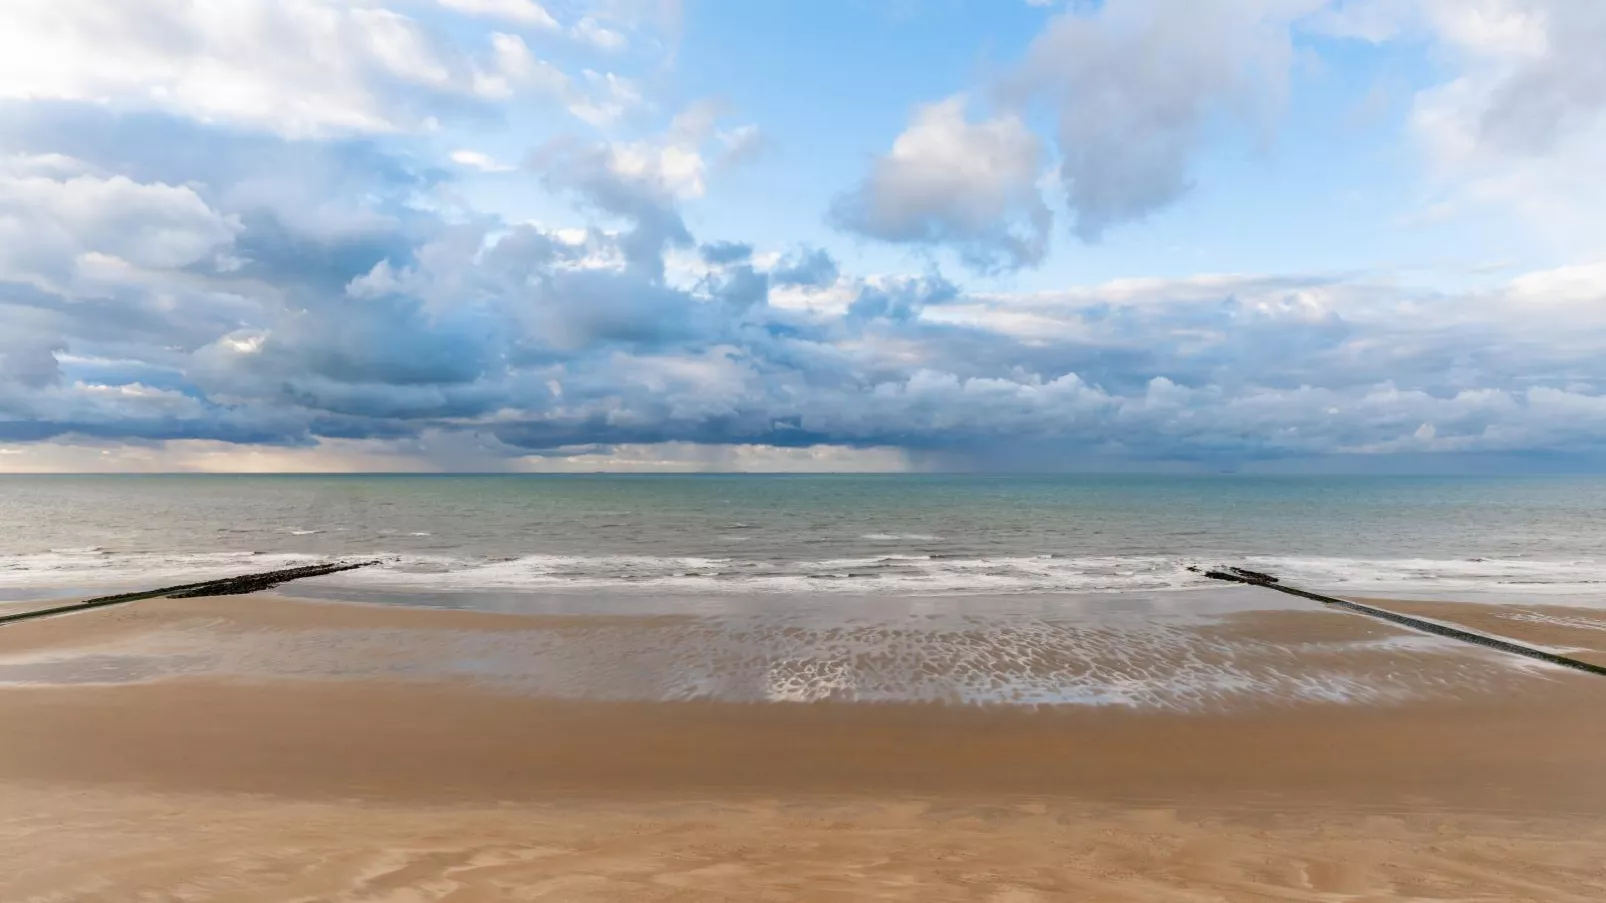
[7,783,1606,903]
[3,592,1606,901]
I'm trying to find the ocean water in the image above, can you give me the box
[3,474,1606,604]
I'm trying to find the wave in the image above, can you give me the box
[1239,555,1606,596]
[0,550,318,589]
[6,549,1606,599]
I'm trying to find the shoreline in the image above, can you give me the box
[0,589,1578,709]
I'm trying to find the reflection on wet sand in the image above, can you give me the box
[0,591,1562,709]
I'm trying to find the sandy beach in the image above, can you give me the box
[3,591,1606,901]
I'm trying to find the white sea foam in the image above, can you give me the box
[7,548,1606,601]
[0,550,319,589]
[1503,611,1606,631]
[1237,555,1606,600]
[326,553,1205,594]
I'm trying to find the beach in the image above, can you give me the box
[8,0,1606,889]
[4,589,1606,901]
[6,475,1606,900]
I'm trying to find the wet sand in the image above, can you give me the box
[3,592,1606,900]
[1364,597,1606,668]
[0,591,1569,707]
[5,672,1606,807]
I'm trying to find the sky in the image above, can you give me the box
[2,0,1605,473]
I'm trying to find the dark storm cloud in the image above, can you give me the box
[228,210,427,292]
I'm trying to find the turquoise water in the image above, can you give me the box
[3,474,1606,600]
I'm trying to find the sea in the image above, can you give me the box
[3,473,1606,606]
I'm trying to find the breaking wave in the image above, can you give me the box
[5,548,1606,599]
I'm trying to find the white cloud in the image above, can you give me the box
[613,143,707,199]
[1423,0,1550,58]
[832,95,1049,272]
[1410,0,1571,157]
[572,16,629,50]
[1016,0,1323,240]
[716,124,768,168]
[1506,261,1606,307]
[472,31,569,98]
[1312,1,1606,251]
[0,0,563,137]
[449,149,516,173]
[536,99,753,226]
[437,0,560,29]
[566,70,646,126]
[0,164,240,289]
